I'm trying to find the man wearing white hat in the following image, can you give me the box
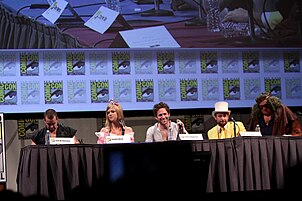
[207,101,246,139]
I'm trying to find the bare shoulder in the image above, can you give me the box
[125,126,134,133]
[100,127,109,133]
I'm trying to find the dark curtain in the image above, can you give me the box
[191,136,302,192]
[0,5,83,49]
[16,137,302,199]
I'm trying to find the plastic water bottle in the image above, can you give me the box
[105,0,121,13]
[45,130,50,145]
[255,124,261,132]
[205,0,220,32]
[220,22,250,38]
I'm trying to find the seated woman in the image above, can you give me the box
[97,99,134,144]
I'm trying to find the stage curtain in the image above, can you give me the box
[0,5,83,49]
[191,136,302,193]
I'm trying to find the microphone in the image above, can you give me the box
[119,119,125,135]
[297,111,302,116]
[230,116,239,127]
[176,119,184,134]
[230,117,237,123]
[230,117,238,137]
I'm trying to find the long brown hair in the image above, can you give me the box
[251,92,282,119]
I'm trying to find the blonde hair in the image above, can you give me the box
[105,101,125,132]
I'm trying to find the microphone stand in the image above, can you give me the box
[176,129,181,141]
[119,119,125,135]
[185,0,207,26]
[176,119,184,140]
[230,117,237,137]
[141,0,174,16]
[247,0,256,42]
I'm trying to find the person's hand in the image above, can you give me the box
[176,119,185,131]
[222,8,249,23]
[97,136,105,144]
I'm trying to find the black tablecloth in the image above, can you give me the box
[191,136,302,192]
[16,136,302,199]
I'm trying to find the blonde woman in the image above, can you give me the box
[97,99,134,144]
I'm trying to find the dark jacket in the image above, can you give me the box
[248,104,302,136]
[31,123,77,145]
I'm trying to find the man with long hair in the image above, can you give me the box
[248,92,302,136]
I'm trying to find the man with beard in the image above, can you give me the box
[145,102,188,142]
[248,92,302,136]
[207,101,246,139]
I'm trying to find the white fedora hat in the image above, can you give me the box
[212,101,231,116]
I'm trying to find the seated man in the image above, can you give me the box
[207,101,246,139]
[31,109,79,145]
[145,102,188,142]
[248,92,302,136]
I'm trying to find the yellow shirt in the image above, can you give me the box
[207,121,246,140]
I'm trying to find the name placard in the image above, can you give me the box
[50,137,74,144]
[105,135,132,144]
[179,134,204,141]
[117,25,180,48]
[240,132,262,137]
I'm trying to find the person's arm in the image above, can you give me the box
[61,125,79,144]
[176,119,189,134]
[222,7,283,30]
[222,8,262,24]
[291,119,302,136]
[283,105,302,136]
[97,128,109,144]
[100,127,109,133]
[125,127,135,142]
[236,122,247,136]
[73,134,80,144]
[145,126,154,142]
[68,127,79,144]
[31,129,42,145]
[207,126,217,140]
[125,126,134,133]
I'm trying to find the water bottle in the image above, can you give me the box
[205,0,221,32]
[255,124,261,132]
[105,0,121,13]
[220,22,250,38]
[45,130,50,145]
